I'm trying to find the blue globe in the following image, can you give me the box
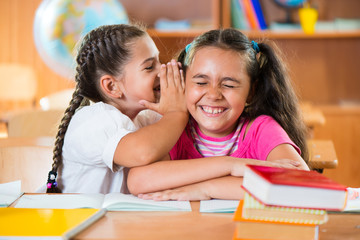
[34,0,128,79]
[273,0,307,23]
[274,0,306,7]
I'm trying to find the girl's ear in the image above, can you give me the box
[100,75,123,98]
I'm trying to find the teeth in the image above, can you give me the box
[202,106,225,114]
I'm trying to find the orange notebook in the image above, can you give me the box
[233,200,319,240]
[0,208,106,239]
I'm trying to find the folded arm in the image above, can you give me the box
[138,176,245,201]
[128,143,308,196]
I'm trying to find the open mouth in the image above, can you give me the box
[153,85,161,102]
[201,106,227,115]
[153,85,160,92]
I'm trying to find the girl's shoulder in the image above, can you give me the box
[135,110,162,127]
[70,102,132,130]
[242,115,280,137]
[247,115,278,127]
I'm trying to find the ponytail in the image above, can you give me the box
[250,42,309,163]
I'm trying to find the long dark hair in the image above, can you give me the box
[46,24,147,193]
[177,28,309,163]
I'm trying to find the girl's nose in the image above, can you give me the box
[206,86,222,100]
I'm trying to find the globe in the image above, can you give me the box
[273,0,307,23]
[33,0,128,79]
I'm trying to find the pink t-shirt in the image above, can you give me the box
[169,115,300,161]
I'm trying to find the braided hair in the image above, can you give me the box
[46,24,146,193]
[177,28,309,163]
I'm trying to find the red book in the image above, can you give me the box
[242,165,348,211]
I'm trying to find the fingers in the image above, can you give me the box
[160,64,167,90]
[138,190,181,201]
[170,60,181,88]
[164,59,183,89]
[180,69,185,89]
[138,192,170,201]
[139,100,159,112]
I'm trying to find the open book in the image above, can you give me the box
[15,193,192,211]
[343,187,360,212]
[0,180,23,207]
[200,199,240,213]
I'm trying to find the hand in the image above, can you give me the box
[230,158,302,177]
[137,183,211,201]
[139,59,187,116]
[266,158,302,169]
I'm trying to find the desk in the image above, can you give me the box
[307,139,338,172]
[0,136,54,147]
[75,202,360,240]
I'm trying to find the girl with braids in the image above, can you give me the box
[46,24,188,193]
[127,28,309,200]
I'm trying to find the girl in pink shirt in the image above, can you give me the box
[127,28,309,200]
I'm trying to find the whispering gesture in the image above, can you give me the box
[139,59,187,116]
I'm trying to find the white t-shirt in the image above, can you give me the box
[57,102,161,194]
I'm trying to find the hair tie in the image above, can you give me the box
[185,43,192,53]
[47,170,58,189]
[251,40,260,53]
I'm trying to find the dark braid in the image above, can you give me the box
[47,87,85,192]
[46,24,146,193]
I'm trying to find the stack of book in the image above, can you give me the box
[233,165,348,240]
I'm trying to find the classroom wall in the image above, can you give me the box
[0,0,75,106]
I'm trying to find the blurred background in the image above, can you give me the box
[0,0,359,189]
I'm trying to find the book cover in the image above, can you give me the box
[250,0,267,30]
[241,0,260,30]
[0,208,105,239]
[231,0,249,30]
[233,200,319,240]
[200,199,239,213]
[14,193,192,211]
[242,165,348,210]
[0,180,23,207]
[242,192,328,224]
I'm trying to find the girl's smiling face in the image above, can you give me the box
[185,47,251,138]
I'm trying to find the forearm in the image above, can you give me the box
[137,176,245,201]
[128,157,239,195]
[128,155,306,195]
[114,111,188,167]
[203,176,244,200]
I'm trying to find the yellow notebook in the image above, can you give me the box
[0,208,106,239]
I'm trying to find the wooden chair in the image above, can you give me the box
[0,63,37,112]
[5,109,64,138]
[0,137,54,192]
[300,102,326,139]
[39,88,74,110]
[307,139,338,173]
